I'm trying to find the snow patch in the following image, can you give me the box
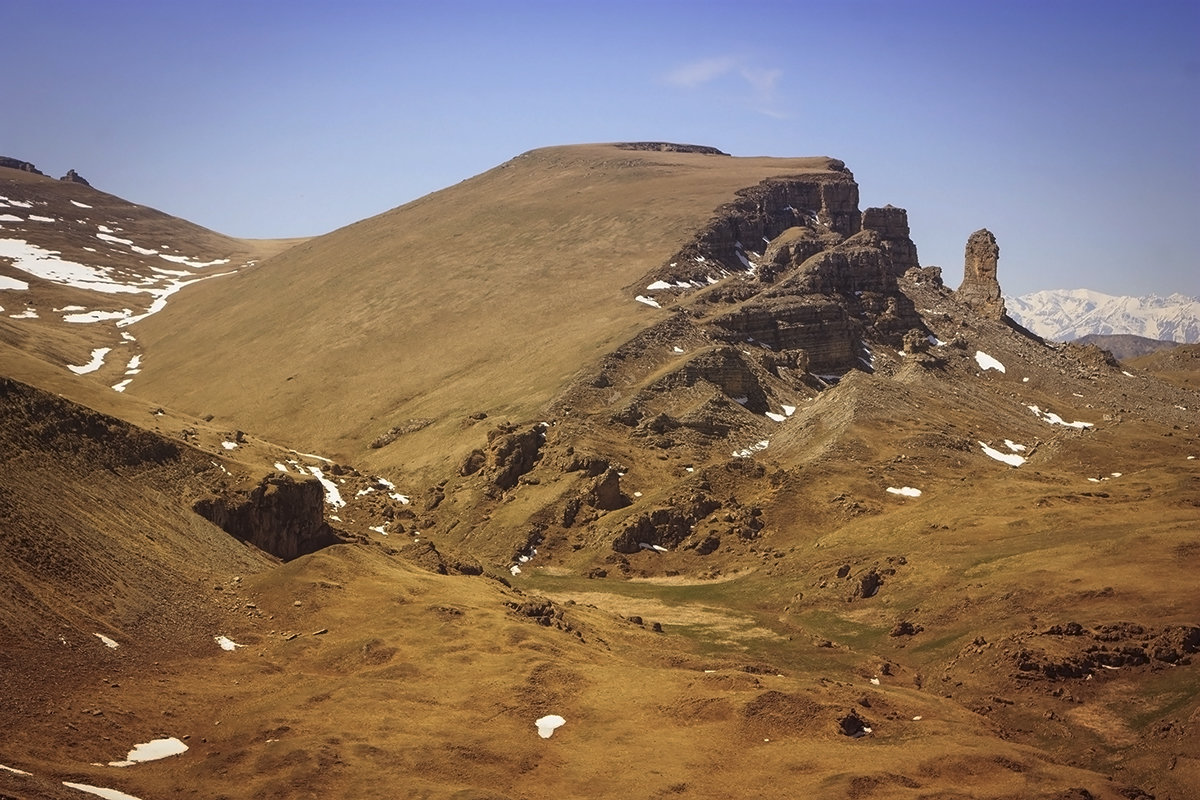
[96,232,134,246]
[0,238,149,294]
[1027,405,1093,429]
[158,253,230,268]
[69,347,111,375]
[64,310,130,323]
[535,714,566,738]
[635,295,661,308]
[71,200,93,208]
[979,441,1026,467]
[886,487,922,497]
[0,275,29,290]
[214,636,243,651]
[732,439,769,458]
[646,280,673,290]
[307,467,346,507]
[108,737,188,767]
[94,633,119,649]
[0,764,32,776]
[974,350,1006,373]
[62,782,145,800]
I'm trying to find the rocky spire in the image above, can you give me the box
[59,169,91,186]
[956,228,1006,320]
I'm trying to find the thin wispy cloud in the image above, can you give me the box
[664,56,787,118]
[739,66,781,98]
[664,56,738,88]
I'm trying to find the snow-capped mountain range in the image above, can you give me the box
[1006,289,1200,343]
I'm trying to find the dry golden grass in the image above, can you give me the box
[2,150,1198,800]
[131,145,840,477]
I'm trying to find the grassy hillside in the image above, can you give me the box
[0,164,301,395]
[133,145,842,475]
[2,146,1196,800]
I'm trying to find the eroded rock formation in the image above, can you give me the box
[193,473,342,561]
[0,157,44,175]
[59,169,91,186]
[462,422,548,490]
[861,205,919,274]
[957,228,1006,319]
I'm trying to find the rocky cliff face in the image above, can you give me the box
[692,202,924,374]
[193,473,343,561]
[644,170,863,290]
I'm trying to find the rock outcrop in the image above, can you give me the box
[193,473,343,561]
[398,539,483,576]
[466,422,547,490]
[636,173,927,377]
[59,169,91,186]
[615,142,729,156]
[645,170,863,288]
[957,228,1006,319]
[0,157,44,175]
[860,205,919,274]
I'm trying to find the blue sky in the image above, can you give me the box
[4,0,1197,297]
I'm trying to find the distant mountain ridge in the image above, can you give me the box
[1073,333,1181,361]
[1006,288,1200,343]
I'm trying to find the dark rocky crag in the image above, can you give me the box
[193,473,345,561]
[0,156,44,175]
[643,171,926,378]
[59,169,91,186]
